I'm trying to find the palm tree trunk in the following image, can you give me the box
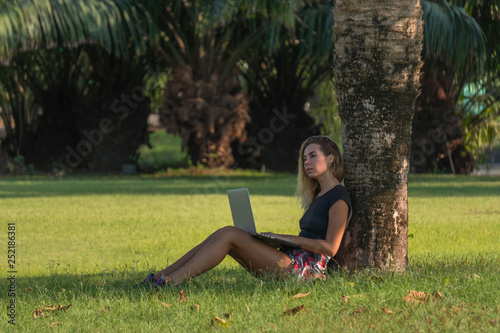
[332,0,423,271]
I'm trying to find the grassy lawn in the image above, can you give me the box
[137,131,189,170]
[0,173,499,332]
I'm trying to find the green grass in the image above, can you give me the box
[137,131,188,170]
[1,173,499,332]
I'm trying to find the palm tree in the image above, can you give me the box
[233,0,334,172]
[0,0,156,172]
[455,0,500,166]
[155,0,302,168]
[411,0,488,174]
[332,0,423,271]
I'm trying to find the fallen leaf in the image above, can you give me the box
[161,303,173,308]
[33,304,72,319]
[25,287,33,292]
[283,305,305,316]
[293,291,311,299]
[403,290,429,304]
[45,305,57,311]
[381,307,394,314]
[341,296,350,303]
[50,322,62,327]
[190,304,200,312]
[179,290,188,303]
[211,316,230,327]
[33,309,45,319]
[45,304,72,312]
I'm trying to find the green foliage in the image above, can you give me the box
[0,0,155,62]
[422,0,487,79]
[306,79,342,147]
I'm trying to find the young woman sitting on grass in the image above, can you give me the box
[139,135,352,287]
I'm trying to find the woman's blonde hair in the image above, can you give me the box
[296,135,344,209]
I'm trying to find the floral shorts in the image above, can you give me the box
[282,248,330,281]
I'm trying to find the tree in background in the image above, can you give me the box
[0,0,155,172]
[411,0,488,174]
[456,0,500,166]
[233,0,334,172]
[333,0,423,271]
[155,0,317,169]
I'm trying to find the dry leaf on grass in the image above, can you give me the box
[161,302,173,308]
[33,309,45,319]
[33,304,72,319]
[381,307,394,314]
[50,322,62,327]
[283,305,305,316]
[191,304,200,312]
[403,290,444,304]
[211,316,230,327]
[25,287,33,292]
[341,293,367,303]
[403,290,429,303]
[46,304,72,312]
[179,290,188,303]
[293,291,311,299]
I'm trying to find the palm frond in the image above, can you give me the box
[0,0,155,63]
[422,0,487,78]
[456,0,500,75]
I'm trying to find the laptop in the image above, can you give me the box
[227,188,300,249]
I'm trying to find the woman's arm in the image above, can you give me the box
[264,200,349,257]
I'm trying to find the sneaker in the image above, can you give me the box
[134,273,157,288]
[151,275,170,288]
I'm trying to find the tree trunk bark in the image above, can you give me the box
[332,0,423,271]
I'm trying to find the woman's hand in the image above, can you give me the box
[259,232,279,238]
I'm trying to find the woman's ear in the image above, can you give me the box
[329,154,334,165]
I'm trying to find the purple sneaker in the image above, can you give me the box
[151,275,169,288]
[135,273,157,288]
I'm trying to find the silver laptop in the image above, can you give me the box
[227,188,300,249]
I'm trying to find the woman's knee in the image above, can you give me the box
[215,226,247,242]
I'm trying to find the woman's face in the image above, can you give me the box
[303,143,332,179]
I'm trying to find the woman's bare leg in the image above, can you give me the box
[164,226,293,284]
[153,231,218,280]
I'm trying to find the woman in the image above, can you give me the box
[139,135,352,287]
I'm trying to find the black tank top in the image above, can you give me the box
[298,185,352,240]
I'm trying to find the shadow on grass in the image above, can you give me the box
[408,175,500,198]
[9,267,304,309]
[1,174,499,199]
[0,174,297,199]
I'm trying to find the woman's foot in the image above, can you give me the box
[134,273,157,288]
[151,275,172,288]
[135,272,173,289]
